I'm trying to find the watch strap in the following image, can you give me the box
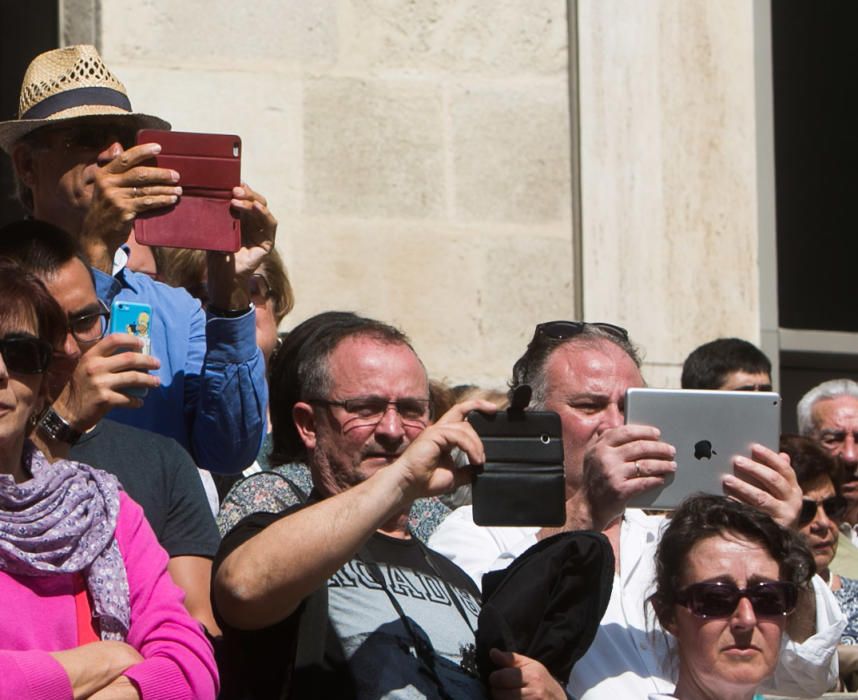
[38,407,83,446]
[207,303,253,318]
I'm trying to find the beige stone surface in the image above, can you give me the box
[61,0,97,45]
[477,231,575,378]
[100,0,339,69]
[640,363,682,390]
[452,83,572,225]
[345,0,568,76]
[286,217,573,386]
[97,0,576,389]
[578,0,760,374]
[91,0,772,389]
[303,77,445,219]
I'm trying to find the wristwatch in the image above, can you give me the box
[38,407,83,446]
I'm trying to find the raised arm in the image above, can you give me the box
[213,400,492,630]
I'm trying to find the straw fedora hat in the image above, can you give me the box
[0,44,170,153]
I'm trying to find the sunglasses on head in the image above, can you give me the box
[676,580,797,618]
[798,495,847,527]
[0,334,53,374]
[533,320,629,344]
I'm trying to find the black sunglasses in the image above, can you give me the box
[533,320,629,344]
[0,334,53,374]
[798,495,847,527]
[676,580,797,618]
[29,123,137,152]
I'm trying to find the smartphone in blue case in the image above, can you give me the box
[109,301,153,398]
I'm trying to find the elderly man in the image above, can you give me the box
[799,380,858,531]
[430,321,844,699]
[212,312,566,700]
[0,44,269,473]
[681,337,773,391]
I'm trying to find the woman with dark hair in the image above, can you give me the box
[648,494,815,700]
[0,260,217,699]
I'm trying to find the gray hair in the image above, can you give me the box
[797,378,858,436]
[510,324,642,409]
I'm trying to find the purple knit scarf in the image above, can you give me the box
[0,443,130,640]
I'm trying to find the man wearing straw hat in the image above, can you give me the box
[0,45,270,475]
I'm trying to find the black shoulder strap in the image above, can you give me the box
[411,537,476,635]
[357,541,473,700]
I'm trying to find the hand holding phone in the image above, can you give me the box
[50,333,160,430]
[77,142,182,267]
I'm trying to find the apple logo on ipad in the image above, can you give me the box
[693,440,717,460]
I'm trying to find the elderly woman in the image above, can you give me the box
[779,436,854,628]
[648,494,814,700]
[780,434,858,688]
[0,261,217,699]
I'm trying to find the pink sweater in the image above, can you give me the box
[0,492,218,699]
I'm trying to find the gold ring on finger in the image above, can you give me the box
[132,187,138,197]
[634,461,641,478]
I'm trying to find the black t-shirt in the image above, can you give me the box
[70,419,220,557]
[213,504,484,700]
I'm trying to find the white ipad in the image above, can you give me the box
[624,388,781,510]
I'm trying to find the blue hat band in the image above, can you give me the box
[22,86,132,120]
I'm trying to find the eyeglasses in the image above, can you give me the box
[731,383,774,392]
[676,580,798,618]
[0,334,53,374]
[309,396,431,428]
[249,274,273,305]
[532,320,629,344]
[68,300,110,346]
[30,123,137,152]
[798,495,847,527]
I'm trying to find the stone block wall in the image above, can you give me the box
[97,0,575,388]
[91,0,766,389]
[578,0,764,387]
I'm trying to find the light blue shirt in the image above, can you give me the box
[92,259,267,474]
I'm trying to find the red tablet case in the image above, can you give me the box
[134,130,242,252]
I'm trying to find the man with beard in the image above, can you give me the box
[212,312,566,700]
[431,321,844,699]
